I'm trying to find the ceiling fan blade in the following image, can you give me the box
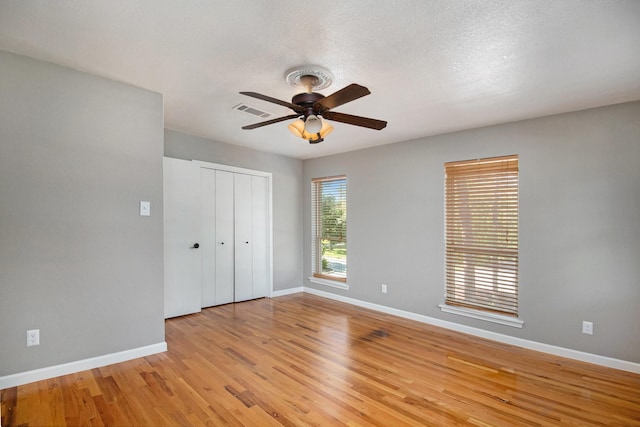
[314,84,371,112]
[322,111,387,130]
[242,114,301,130]
[240,92,305,113]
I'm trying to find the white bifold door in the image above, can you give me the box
[164,158,270,318]
[201,169,268,307]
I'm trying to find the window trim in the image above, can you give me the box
[308,276,349,290]
[313,272,347,283]
[311,175,347,286]
[439,304,524,328]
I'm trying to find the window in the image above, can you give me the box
[311,175,347,283]
[444,155,519,318]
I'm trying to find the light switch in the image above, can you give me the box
[140,201,151,216]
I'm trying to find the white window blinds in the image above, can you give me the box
[444,155,519,316]
[312,176,347,282]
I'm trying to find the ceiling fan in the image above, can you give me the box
[239,66,387,144]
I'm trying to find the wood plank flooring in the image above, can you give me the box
[2,293,639,426]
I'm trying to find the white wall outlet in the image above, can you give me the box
[27,329,40,347]
[381,284,388,294]
[140,201,151,216]
[582,321,593,335]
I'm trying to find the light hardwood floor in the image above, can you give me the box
[2,293,639,426]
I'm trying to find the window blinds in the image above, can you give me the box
[444,155,519,316]
[312,176,347,282]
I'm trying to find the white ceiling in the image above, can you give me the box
[1,1,639,159]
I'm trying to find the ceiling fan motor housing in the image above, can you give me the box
[292,92,325,118]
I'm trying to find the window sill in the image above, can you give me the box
[439,304,524,328]
[307,276,349,291]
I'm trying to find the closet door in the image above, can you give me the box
[163,157,202,318]
[214,170,235,305]
[201,168,216,307]
[251,175,268,298]
[165,161,271,313]
[234,173,253,302]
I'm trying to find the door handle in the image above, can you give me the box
[191,243,200,249]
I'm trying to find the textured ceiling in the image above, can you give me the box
[1,1,639,159]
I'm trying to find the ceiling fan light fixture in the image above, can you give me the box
[288,118,333,143]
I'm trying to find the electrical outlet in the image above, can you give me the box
[381,284,388,294]
[582,321,593,335]
[27,329,40,347]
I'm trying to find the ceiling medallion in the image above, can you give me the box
[285,65,334,91]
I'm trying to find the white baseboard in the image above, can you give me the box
[271,286,303,298]
[0,342,167,389]
[302,287,640,374]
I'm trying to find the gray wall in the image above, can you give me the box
[304,101,640,363]
[0,51,165,376]
[164,129,304,292]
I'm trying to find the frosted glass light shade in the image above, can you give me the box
[287,119,306,138]
[304,115,322,134]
